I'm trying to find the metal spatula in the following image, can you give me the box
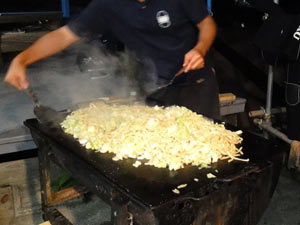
[155,67,185,90]
[33,105,67,125]
[25,87,66,125]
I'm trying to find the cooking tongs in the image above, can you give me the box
[25,87,66,126]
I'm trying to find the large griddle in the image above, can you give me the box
[24,112,286,225]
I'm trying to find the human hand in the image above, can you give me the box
[4,58,29,91]
[183,48,205,73]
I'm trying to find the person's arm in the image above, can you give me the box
[4,25,79,90]
[183,16,217,73]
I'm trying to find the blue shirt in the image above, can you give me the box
[68,0,209,86]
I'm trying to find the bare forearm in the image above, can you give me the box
[195,16,217,56]
[4,26,79,90]
[15,26,79,66]
[182,16,217,72]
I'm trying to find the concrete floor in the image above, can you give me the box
[0,41,300,225]
[0,158,111,225]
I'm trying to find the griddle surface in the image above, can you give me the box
[25,119,284,208]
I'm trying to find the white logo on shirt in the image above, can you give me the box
[156,10,171,28]
[293,25,300,41]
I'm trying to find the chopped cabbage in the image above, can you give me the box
[61,102,246,170]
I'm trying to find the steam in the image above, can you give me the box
[27,41,147,111]
[0,40,161,132]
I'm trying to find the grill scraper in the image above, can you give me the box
[25,87,67,126]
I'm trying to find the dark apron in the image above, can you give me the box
[145,67,221,120]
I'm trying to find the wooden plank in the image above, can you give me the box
[219,93,236,103]
[51,187,80,205]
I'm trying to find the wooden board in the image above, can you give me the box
[219,93,236,103]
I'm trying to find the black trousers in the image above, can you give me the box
[145,67,221,120]
[285,61,300,140]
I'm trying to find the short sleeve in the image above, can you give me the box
[181,0,209,24]
[67,0,108,40]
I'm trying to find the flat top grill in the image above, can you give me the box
[24,118,284,208]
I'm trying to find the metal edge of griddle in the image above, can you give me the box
[24,119,153,211]
[150,155,284,225]
[151,164,263,210]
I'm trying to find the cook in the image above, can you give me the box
[4,0,220,120]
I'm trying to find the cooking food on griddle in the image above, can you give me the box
[61,102,247,171]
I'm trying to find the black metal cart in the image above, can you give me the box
[24,118,285,225]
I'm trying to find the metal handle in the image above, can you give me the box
[25,87,40,107]
[175,67,185,76]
